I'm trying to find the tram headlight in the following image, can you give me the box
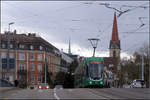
[89,81,92,84]
[100,81,103,84]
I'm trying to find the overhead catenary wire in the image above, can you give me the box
[1,1,149,56]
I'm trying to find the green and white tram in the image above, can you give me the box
[74,57,105,88]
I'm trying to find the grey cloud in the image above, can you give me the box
[1,1,149,56]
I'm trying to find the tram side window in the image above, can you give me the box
[86,65,89,77]
[100,64,103,77]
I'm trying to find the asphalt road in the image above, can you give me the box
[1,88,150,99]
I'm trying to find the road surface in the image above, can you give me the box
[1,88,149,99]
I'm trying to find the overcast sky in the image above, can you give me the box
[1,1,149,59]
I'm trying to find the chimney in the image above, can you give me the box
[28,33,36,37]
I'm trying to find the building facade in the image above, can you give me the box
[60,51,73,73]
[0,32,61,86]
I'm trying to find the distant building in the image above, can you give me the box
[60,51,73,73]
[60,38,79,73]
[0,32,61,86]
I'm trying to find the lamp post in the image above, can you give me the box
[141,54,145,80]
[88,38,100,57]
[7,22,14,81]
[44,51,47,84]
[140,52,146,81]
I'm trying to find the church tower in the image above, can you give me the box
[109,12,120,58]
[109,12,121,70]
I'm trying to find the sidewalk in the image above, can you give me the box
[0,87,20,92]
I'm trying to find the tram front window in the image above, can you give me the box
[89,63,102,80]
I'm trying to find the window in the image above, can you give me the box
[30,64,34,71]
[19,63,25,71]
[2,59,7,63]
[39,46,43,50]
[37,54,42,61]
[10,59,15,69]
[9,59,15,63]
[38,75,41,82]
[30,53,34,60]
[2,63,7,69]
[19,53,25,60]
[1,52,6,58]
[2,43,6,48]
[30,45,34,50]
[38,64,42,72]
[109,64,114,68]
[19,44,24,49]
[113,51,116,57]
[30,75,34,83]
[2,73,6,79]
[10,53,14,58]
[10,44,13,48]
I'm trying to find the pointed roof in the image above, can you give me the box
[111,12,119,43]
[68,38,71,54]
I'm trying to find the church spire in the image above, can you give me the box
[68,38,71,55]
[112,12,119,43]
[109,12,121,58]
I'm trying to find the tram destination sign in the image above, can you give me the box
[90,61,101,64]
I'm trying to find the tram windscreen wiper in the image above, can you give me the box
[93,77,101,80]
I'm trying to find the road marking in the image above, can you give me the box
[68,89,72,92]
[88,89,112,99]
[54,88,60,100]
[11,93,16,96]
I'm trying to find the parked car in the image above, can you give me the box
[130,79,146,88]
[38,83,49,89]
[55,85,63,89]
[29,84,34,89]
[0,79,14,87]
[123,84,130,88]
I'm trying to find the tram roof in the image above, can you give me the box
[86,57,104,64]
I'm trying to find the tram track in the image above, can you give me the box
[88,88,134,99]
[88,88,114,99]
[88,88,149,99]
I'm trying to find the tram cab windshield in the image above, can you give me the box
[88,61,104,80]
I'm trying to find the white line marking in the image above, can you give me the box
[54,88,60,100]
[68,89,72,92]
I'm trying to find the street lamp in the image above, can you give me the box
[7,22,14,81]
[44,51,47,84]
[88,38,100,57]
[8,22,14,31]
